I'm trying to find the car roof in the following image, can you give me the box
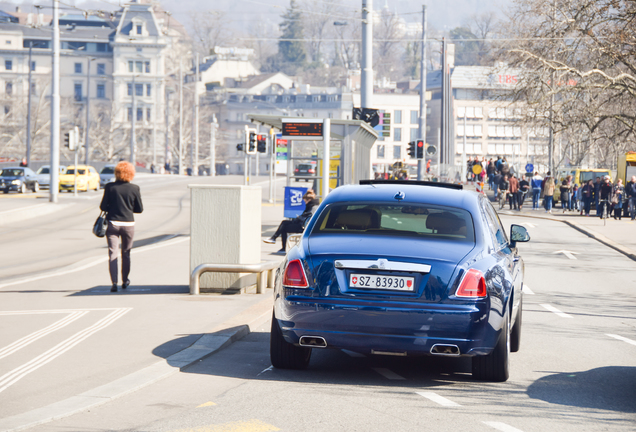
[323,183,482,213]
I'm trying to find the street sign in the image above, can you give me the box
[472,164,483,175]
[525,163,534,173]
[282,119,323,139]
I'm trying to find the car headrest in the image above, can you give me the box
[333,209,379,230]
[426,212,466,234]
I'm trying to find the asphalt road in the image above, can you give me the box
[10,213,633,432]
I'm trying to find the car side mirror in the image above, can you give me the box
[510,224,530,249]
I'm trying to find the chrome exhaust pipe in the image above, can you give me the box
[299,336,327,348]
[430,344,460,356]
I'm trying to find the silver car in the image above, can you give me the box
[99,165,116,188]
[36,165,66,189]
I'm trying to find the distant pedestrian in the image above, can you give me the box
[594,177,602,215]
[543,172,555,213]
[99,161,144,292]
[581,180,594,216]
[613,179,624,220]
[531,172,543,210]
[559,180,570,213]
[508,174,519,210]
[264,190,319,254]
[598,176,613,218]
[493,172,502,202]
[627,175,636,220]
[518,176,529,210]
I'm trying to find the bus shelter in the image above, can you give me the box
[247,114,378,196]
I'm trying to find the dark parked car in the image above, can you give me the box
[99,164,116,188]
[271,180,530,382]
[0,167,39,193]
[294,163,316,182]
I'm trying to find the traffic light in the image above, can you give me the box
[63,131,70,148]
[407,141,416,158]
[256,134,267,153]
[236,143,244,152]
[416,140,424,159]
[246,132,257,154]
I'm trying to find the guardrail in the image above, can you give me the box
[190,261,280,295]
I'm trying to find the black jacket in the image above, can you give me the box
[100,181,143,222]
[296,198,319,226]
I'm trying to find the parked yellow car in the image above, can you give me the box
[59,165,100,192]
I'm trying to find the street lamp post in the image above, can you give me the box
[84,57,95,165]
[130,74,136,165]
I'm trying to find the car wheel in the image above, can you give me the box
[472,312,510,382]
[3,190,8,194]
[270,311,311,370]
[510,298,522,353]
[19,183,26,194]
[32,182,39,193]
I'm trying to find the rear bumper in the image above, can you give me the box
[276,296,501,356]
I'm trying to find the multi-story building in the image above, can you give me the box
[0,1,187,165]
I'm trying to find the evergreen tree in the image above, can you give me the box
[278,0,306,74]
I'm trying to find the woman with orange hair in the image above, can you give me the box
[99,161,144,292]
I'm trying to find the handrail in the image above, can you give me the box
[190,261,280,295]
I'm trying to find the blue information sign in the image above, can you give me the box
[284,186,308,219]
[525,163,534,173]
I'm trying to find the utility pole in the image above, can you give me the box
[361,0,373,109]
[26,41,33,167]
[417,4,427,181]
[84,57,93,165]
[462,113,467,183]
[50,0,60,203]
[210,114,217,177]
[194,52,200,175]
[269,127,275,203]
[130,73,136,165]
[178,60,183,175]
[165,90,171,172]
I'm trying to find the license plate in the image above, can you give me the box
[349,274,415,291]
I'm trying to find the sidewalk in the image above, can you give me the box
[485,188,636,261]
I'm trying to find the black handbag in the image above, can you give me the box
[92,211,108,237]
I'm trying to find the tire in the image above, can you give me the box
[510,298,522,353]
[32,182,39,193]
[270,311,311,370]
[472,312,510,382]
[19,183,26,194]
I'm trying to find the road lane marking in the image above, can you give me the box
[553,250,578,260]
[0,236,189,290]
[342,349,366,358]
[523,285,534,295]
[257,365,273,376]
[0,311,87,360]
[169,419,280,432]
[0,308,131,394]
[483,421,525,432]
[372,367,405,380]
[0,308,128,315]
[607,334,636,346]
[196,401,217,408]
[416,391,461,407]
[540,304,573,318]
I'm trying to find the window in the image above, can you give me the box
[5,82,12,95]
[144,61,150,73]
[410,128,418,141]
[137,108,143,121]
[128,61,133,73]
[97,43,107,52]
[377,145,385,159]
[74,83,82,101]
[394,127,402,142]
[135,83,143,96]
[394,110,402,124]
[393,145,401,159]
[97,84,105,99]
[127,107,132,121]
[127,84,132,96]
[5,60,12,70]
[136,25,142,35]
[135,61,143,73]
[410,110,418,124]
[146,84,151,97]
[97,64,105,75]
[146,108,151,122]
[31,61,36,72]
[4,106,9,115]
[74,63,82,74]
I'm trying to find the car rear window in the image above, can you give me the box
[311,203,475,242]
[38,167,50,174]
[66,169,86,175]
[0,169,23,177]
[101,167,115,174]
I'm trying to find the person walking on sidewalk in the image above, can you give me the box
[560,179,571,213]
[531,172,543,210]
[627,175,636,220]
[613,179,625,220]
[542,172,555,213]
[264,190,319,254]
[518,175,529,210]
[594,176,602,215]
[508,174,519,210]
[99,161,144,292]
[598,175,613,219]
[581,179,594,216]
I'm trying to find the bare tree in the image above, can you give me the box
[188,10,234,56]
[373,7,405,80]
[301,0,342,64]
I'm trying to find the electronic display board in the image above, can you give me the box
[282,120,324,139]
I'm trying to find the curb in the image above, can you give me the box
[500,209,636,262]
[0,296,273,432]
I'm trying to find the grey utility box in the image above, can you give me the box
[189,185,261,292]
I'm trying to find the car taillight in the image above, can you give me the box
[308,169,315,173]
[455,269,487,298]
[282,259,309,288]
[295,169,299,173]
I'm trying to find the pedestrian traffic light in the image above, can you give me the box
[236,143,244,152]
[256,134,267,153]
[407,141,416,158]
[246,132,257,154]
[63,131,70,148]
[416,140,424,159]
